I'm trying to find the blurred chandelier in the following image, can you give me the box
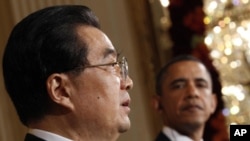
[155,0,250,126]
[204,0,250,125]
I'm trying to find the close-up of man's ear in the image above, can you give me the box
[46,73,74,110]
[152,95,163,112]
[211,93,218,114]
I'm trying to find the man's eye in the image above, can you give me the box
[196,82,207,88]
[171,83,185,89]
[111,62,118,67]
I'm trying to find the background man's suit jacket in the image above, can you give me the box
[24,133,45,141]
[155,132,171,141]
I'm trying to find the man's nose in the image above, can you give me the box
[121,76,133,90]
[186,83,199,98]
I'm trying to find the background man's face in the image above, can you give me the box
[159,61,216,132]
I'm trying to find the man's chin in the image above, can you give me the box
[118,118,131,133]
[182,120,204,131]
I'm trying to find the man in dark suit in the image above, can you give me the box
[3,5,133,141]
[153,55,217,141]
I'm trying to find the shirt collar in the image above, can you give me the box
[162,126,203,141]
[28,129,73,141]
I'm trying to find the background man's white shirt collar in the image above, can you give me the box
[28,129,73,141]
[162,126,203,141]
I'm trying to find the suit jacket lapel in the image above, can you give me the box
[155,132,171,141]
[24,133,45,141]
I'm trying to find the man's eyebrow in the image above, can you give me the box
[170,78,186,85]
[103,48,117,58]
[171,78,208,84]
[195,78,208,84]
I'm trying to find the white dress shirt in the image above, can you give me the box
[28,129,73,141]
[162,126,204,141]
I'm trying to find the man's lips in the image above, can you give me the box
[122,100,130,107]
[121,97,131,113]
[181,104,203,111]
[121,93,131,107]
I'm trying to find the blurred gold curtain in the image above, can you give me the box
[126,0,162,136]
[0,1,27,141]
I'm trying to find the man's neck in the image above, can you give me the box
[28,116,120,141]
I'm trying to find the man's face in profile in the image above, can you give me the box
[66,26,133,138]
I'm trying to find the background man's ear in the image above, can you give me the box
[46,73,74,110]
[152,95,163,113]
[211,93,218,114]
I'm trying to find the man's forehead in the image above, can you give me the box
[102,48,117,58]
[168,60,206,72]
[77,26,116,59]
[165,61,211,80]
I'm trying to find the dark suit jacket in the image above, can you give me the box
[24,133,45,141]
[155,132,171,141]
